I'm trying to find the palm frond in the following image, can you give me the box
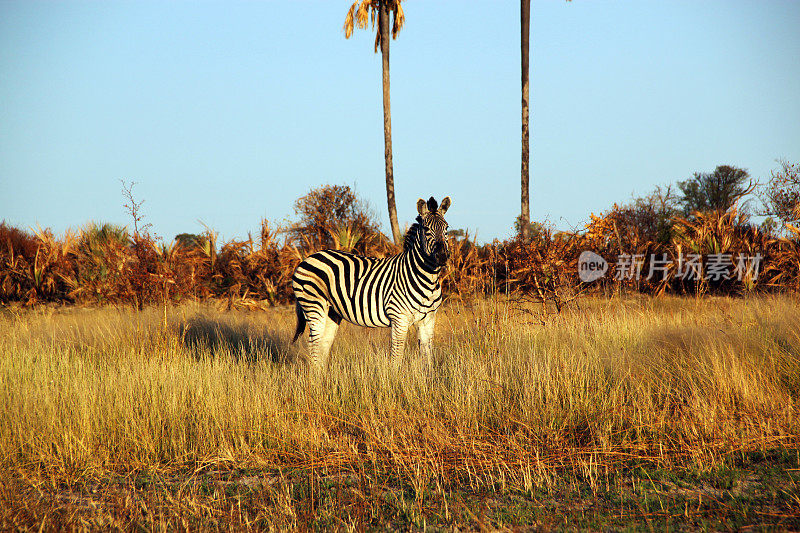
[392,2,404,39]
[356,0,372,30]
[343,0,404,51]
[343,2,356,38]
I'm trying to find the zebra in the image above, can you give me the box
[291,196,451,371]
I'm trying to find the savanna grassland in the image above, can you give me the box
[1,295,799,530]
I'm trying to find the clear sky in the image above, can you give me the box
[2,0,799,243]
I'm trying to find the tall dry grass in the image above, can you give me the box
[1,296,798,492]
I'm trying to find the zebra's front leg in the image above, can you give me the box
[389,316,411,370]
[417,311,437,368]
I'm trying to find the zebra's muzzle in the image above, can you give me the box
[435,244,449,265]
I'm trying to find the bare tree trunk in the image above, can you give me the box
[380,1,402,246]
[520,0,531,241]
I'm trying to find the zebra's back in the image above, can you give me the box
[292,249,399,328]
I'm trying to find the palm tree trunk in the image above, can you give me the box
[520,0,531,241]
[380,0,402,246]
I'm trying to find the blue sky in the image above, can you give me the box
[1,1,799,243]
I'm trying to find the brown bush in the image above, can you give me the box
[2,186,800,308]
[288,184,384,254]
[440,232,494,298]
[500,229,585,310]
[759,160,800,226]
[0,223,39,302]
[0,223,78,304]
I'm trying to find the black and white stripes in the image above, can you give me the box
[292,196,451,370]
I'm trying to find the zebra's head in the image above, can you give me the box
[415,196,451,266]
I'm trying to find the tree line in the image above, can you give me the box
[1,158,798,309]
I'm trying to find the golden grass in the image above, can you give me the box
[1,295,798,492]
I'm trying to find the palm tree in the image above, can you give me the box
[520,0,531,241]
[344,0,405,246]
[522,1,572,241]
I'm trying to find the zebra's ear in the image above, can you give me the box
[417,198,429,216]
[439,196,451,214]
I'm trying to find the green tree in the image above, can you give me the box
[344,1,405,246]
[678,165,754,215]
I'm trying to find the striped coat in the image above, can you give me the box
[292,196,451,370]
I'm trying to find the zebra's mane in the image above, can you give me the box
[403,220,422,252]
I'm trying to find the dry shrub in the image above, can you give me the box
[581,204,799,297]
[759,159,800,225]
[126,233,171,310]
[73,223,132,304]
[69,224,170,308]
[0,223,77,304]
[239,221,299,305]
[0,222,39,259]
[2,184,800,308]
[501,228,585,310]
[288,184,383,255]
[762,223,800,292]
[30,228,79,303]
[440,232,495,297]
[670,209,770,294]
[0,223,40,302]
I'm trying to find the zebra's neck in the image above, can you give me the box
[401,224,441,280]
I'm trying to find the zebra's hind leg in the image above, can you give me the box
[297,298,330,372]
[317,308,342,370]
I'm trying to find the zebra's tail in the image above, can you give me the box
[292,302,306,344]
